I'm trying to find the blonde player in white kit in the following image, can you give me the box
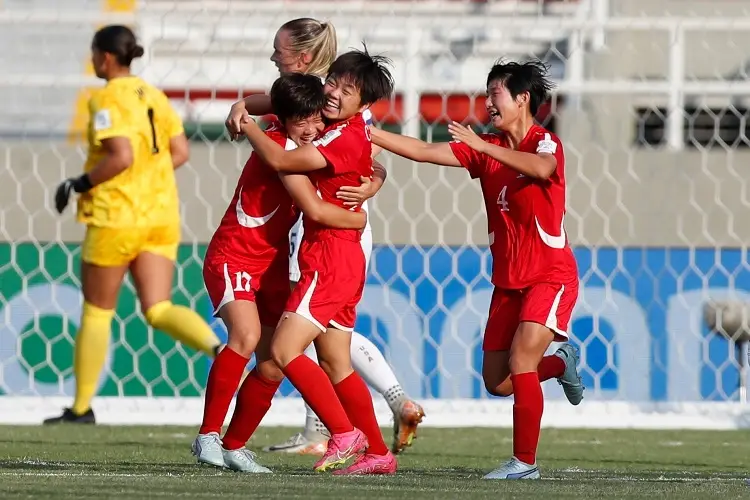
[225,17,425,455]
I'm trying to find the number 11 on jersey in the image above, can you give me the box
[497,185,509,211]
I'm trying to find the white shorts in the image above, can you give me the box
[289,200,373,283]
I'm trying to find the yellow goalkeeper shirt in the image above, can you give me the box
[77,75,184,228]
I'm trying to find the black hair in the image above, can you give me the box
[92,25,144,67]
[326,44,394,106]
[270,73,326,123]
[486,60,554,116]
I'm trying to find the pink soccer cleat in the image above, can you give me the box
[332,451,398,476]
[313,428,368,472]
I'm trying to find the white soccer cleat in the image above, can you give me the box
[222,448,272,473]
[191,432,226,468]
[262,432,327,455]
[483,457,541,480]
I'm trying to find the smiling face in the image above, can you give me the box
[284,113,325,145]
[485,79,529,131]
[322,75,366,121]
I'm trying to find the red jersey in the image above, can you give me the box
[207,122,299,263]
[450,124,578,289]
[307,113,372,241]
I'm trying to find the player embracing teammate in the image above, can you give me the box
[227,18,425,456]
[238,48,398,475]
[195,73,369,473]
[371,60,585,480]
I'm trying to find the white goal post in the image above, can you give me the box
[1,0,750,429]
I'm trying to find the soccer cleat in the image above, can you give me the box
[263,432,327,456]
[222,447,272,473]
[191,432,226,468]
[554,343,585,405]
[332,451,398,476]
[43,407,96,425]
[392,400,425,454]
[313,428,368,472]
[483,457,541,480]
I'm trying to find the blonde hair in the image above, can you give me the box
[279,18,337,78]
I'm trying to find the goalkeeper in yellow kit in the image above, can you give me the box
[45,25,222,424]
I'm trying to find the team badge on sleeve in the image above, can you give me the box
[93,109,112,131]
[536,133,557,154]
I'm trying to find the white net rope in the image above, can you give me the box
[1,0,750,423]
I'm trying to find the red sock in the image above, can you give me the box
[537,355,565,382]
[282,355,353,435]
[199,347,248,435]
[221,368,282,450]
[510,371,543,465]
[334,372,389,456]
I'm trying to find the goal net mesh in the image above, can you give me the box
[2,0,750,426]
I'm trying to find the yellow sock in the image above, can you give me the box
[72,302,115,415]
[145,301,220,356]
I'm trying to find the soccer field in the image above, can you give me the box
[1,426,748,499]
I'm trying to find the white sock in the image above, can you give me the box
[350,330,408,413]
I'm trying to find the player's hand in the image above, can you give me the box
[336,176,374,207]
[225,103,251,141]
[447,121,487,153]
[54,175,93,214]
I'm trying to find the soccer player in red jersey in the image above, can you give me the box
[226,18,425,456]
[193,73,369,472]
[370,60,585,480]
[240,48,398,475]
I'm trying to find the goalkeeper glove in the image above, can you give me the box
[55,174,93,214]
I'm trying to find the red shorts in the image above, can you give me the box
[483,279,579,351]
[285,235,365,332]
[203,249,290,327]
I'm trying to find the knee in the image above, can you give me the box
[226,324,261,358]
[270,340,295,370]
[317,356,352,383]
[484,379,513,397]
[80,301,116,329]
[256,359,285,383]
[508,350,537,375]
[144,301,171,327]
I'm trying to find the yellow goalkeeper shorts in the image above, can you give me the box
[81,223,180,268]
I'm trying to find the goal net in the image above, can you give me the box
[1,0,750,428]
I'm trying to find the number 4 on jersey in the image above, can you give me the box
[497,185,509,212]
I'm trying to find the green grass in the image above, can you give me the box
[1,426,749,499]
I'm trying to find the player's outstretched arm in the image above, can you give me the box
[169,133,189,170]
[54,136,133,214]
[225,95,273,140]
[241,119,327,173]
[335,159,387,207]
[280,173,367,229]
[370,127,462,167]
[448,121,557,180]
